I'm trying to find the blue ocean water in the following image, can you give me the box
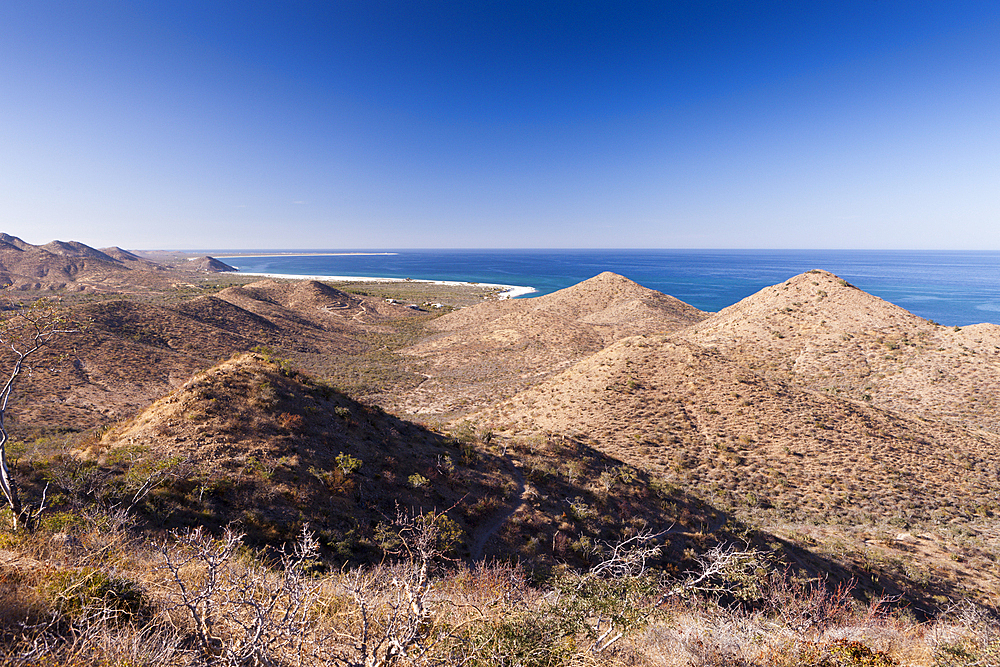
[214,249,1000,327]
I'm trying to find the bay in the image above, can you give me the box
[214,249,1000,327]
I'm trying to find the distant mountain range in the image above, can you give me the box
[0,233,235,291]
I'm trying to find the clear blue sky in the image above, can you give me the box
[3,1,998,250]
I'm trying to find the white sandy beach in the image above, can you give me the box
[232,271,537,300]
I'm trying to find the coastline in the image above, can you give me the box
[232,271,537,300]
[213,252,397,258]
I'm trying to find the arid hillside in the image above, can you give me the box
[185,255,237,272]
[479,335,1000,521]
[393,271,708,418]
[5,255,1000,664]
[681,269,1000,433]
[12,279,428,436]
[0,233,200,291]
[470,274,1000,607]
[56,351,734,572]
[80,351,484,550]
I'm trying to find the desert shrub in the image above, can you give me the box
[335,452,362,475]
[764,571,855,633]
[276,411,304,430]
[157,525,324,665]
[408,472,429,488]
[828,639,897,666]
[252,381,279,408]
[40,567,148,624]
[931,601,1000,667]
[451,420,478,444]
[525,462,554,484]
[44,455,111,508]
[934,638,1000,666]
[457,613,576,667]
[464,495,504,523]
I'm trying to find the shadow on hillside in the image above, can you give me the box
[14,391,974,619]
[478,434,975,620]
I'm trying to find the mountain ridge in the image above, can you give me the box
[4,238,999,620]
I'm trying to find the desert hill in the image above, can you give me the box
[41,240,119,262]
[0,234,179,291]
[84,351,481,549]
[680,269,1000,432]
[186,255,237,272]
[476,331,1000,605]
[426,271,706,334]
[98,245,164,270]
[214,278,411,325]
[98,246,142,261]
[0,233,32,250]
[8,255,1000,662]
[67,351,734,570]
[13,279,427,435]
[392,272,708,418]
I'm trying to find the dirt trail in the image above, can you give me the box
[469,458,527,562]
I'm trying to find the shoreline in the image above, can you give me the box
[212,252,397,258]
[232,271,537,300]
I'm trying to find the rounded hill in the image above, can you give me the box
[394,272,708,418]
[681,269,1000,432]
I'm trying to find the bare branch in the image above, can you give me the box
[658,542,770,603]
[0,296,78,531]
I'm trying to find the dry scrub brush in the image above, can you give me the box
[2,510,999,666]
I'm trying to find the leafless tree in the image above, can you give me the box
[658,542,770,603]
[330,508,451,667]
[585,528,665,581]
[158,524,322,666]
[0,296,76,530]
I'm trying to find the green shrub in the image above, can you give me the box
[459,614,574,667]
[40,511,83,533]
[335,452,362,475]
[41,567,148,623]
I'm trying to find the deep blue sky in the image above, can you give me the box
[3,1,998,249]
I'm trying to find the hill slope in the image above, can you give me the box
[0,234,177,291]
[13,280,424,435]
[393,272,708,418]
[78,352,736,571]
[476,332,1000,605]
[187,255,237,272]
[681,269,1000,432]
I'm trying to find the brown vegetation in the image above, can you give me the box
[683,269,1000,433]
[1,237,999,664]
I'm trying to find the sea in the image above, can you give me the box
[212,249,1000,327]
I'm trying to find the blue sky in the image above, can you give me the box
[2,1,998,250]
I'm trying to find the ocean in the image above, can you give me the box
[213,249,1000,327]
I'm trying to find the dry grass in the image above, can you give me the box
[10,353,728,573]
[9,275,486,437]
[1,516,997,666]
[683,270,1000,434]
[6,263,1000,664]
[477,333,1000,608]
